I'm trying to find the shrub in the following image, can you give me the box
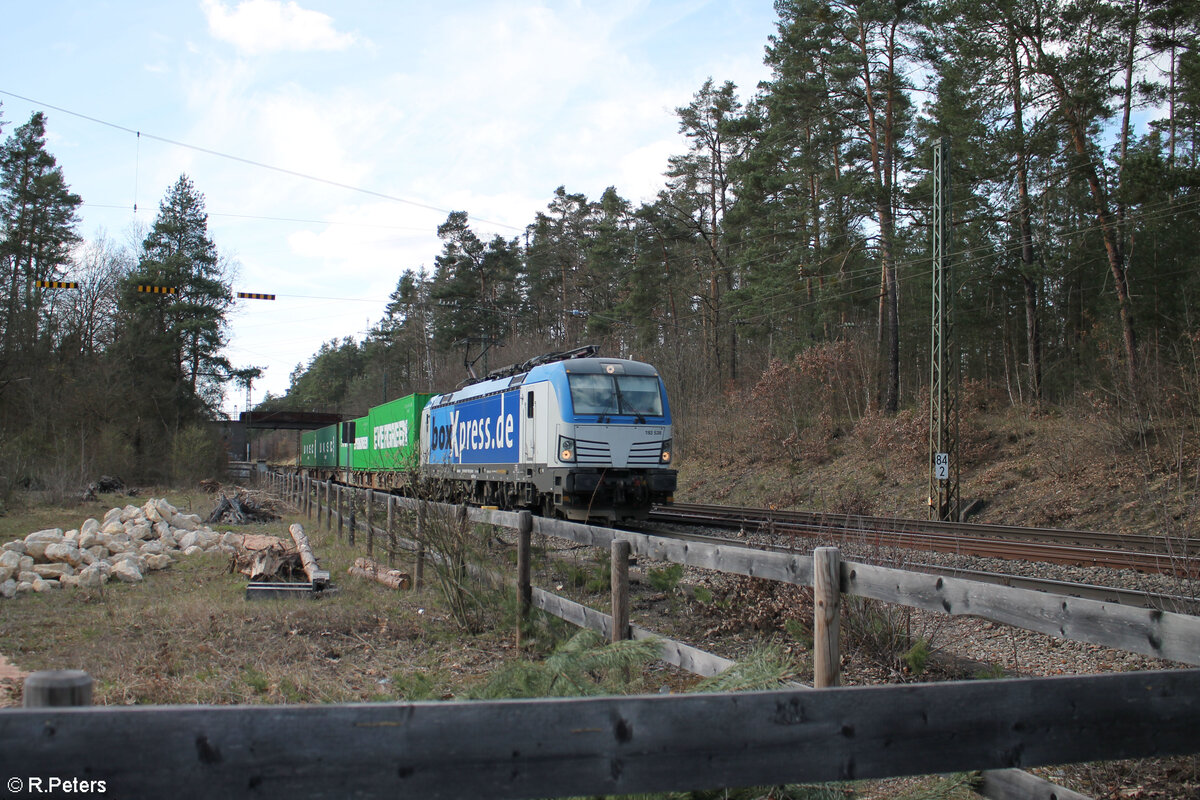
[902,637,931,675]
[647,563,684,593]
[172,424,224,486]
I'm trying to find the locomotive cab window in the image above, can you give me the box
[568,374,663,418]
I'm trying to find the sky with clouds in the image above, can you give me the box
[1,1,780,414]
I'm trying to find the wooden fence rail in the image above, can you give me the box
[271,475,1200,799]
[2,669,1197,799]
[285,477,1200,667]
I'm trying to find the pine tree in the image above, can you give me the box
[663,78,746,382]
[366,268,435,394]
[0,111,82,363]
[115,175,233,423]
[524,187,593,344]
[1003,0,1142,388]
[430,212,520,374]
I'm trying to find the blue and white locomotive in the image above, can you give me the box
[420,347,676,521]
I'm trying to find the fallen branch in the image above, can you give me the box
[207,489,282,525]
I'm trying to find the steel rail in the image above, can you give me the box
[649,502,1200,578]
[629,523,1198,612]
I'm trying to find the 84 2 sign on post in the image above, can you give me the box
[934,452,949,481]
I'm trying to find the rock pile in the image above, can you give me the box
[0,498,236,599]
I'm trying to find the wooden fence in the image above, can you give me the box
[47,469,1183,798]
[272,473,1200,669]
[4,669,1197,798]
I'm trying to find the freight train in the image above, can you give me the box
[298,347,677,521]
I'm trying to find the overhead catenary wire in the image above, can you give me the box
[0,88,523,233]
[10,89,1189,349]
[24,84,1174,301]
[61,172,1199,335]
[83,203,437,233]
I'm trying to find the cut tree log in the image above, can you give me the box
[289,524,330,588]
[249,546,288,581]
[228,535,302,581]
[348,557,411,591]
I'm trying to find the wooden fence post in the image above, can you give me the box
[305,477,312,518]
[365,489,374,557]
[324,481,332,532]
[24,670,93,707]
[348,487,357,546]
[316,480,323,526]
[611,539,631,643]
[386,495,396,568]
[336,485,344,540]
[813,546,842,688]
[517,511,533,648]
[455,504,469,583]
[415,503,426,590]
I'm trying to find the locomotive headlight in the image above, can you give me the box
[558,436,576,463]
[659,439,672,464]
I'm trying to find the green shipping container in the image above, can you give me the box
[301,424,340,469]
[368,393,433,472]
[351,415,371,471]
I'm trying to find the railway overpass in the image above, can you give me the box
[215,411,348,464]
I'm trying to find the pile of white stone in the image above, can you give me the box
[0,498,236,599]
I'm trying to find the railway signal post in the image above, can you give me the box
[929,137,960,521]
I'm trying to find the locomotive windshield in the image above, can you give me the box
[568,374,664,419]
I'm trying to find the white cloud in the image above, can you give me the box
[9,1,777,408]
[617,139,677,203]
[201,0,358,55]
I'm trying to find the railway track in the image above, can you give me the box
[648,502,1200,578]
[631,515,1198,612]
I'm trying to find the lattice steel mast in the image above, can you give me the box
[929,137,960,521]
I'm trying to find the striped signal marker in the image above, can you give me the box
[36,281,78,289]
[237,292,276,300]
[138,285,178,294]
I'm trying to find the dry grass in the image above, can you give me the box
[0,492,520,707]
[0,490,703,709]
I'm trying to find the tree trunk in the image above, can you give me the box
[1010,31,1042,402]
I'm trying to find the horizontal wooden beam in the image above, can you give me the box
[530,588,740,679]
[314,493,1200,665]
[845,560,1200,665]
[3,670,1196,798]
[534,515,814,586]
[977,768,1094,800]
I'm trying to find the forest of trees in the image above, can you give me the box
[273,0,1200,424]
[2,0,1198,497]
[0,108,244,495]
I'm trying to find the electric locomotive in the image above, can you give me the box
[421,347,676,521]
[297,346,677,521]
